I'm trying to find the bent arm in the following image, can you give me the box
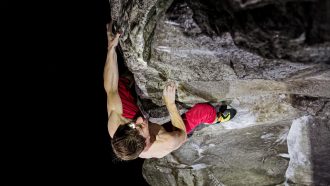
[163,83,187,141]
[166,103,186,133]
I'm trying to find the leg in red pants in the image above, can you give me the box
[182,103,217,134]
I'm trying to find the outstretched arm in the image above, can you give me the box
[104,26,120,95]
[104,24,122,115]
[104,24,123,137]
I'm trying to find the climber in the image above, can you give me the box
[105,24,236,160]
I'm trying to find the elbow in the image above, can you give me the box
[179,130,187,143]
[104,82,111,93]
[181,133,188,145]
[105,86,118,95]
[178,131,187,147]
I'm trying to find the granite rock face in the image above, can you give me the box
[143,122,291,186]
[285,96,330,185]
[110,0,330,185]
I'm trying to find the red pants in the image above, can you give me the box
[182,103,217,134]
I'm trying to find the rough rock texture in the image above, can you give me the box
[285,96,330,185]
[143,122,290,186]
[110,0,330,185]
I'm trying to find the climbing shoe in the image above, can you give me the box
[216,108,237,123]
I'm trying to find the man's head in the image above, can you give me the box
[111,117,151,160]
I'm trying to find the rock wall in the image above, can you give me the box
[110,0,330,185]
[143,121,290,185]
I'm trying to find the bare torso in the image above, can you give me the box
[139,122,180,159]
[105,31,186,160]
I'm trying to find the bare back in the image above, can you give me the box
[139,123,186,159]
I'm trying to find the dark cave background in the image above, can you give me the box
[6,0,149,185]
[51,0,150,184]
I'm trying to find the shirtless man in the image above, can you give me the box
[104,27,236,161]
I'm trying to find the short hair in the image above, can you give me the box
[111,124,146,160]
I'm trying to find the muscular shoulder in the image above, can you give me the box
[156,129,178,142]
[158,130,186,149]
[108,112,131,138]
[139,128,186,159]
[107,92,123,116]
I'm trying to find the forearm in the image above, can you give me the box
[166,103,187,133]
[104,47,119,93]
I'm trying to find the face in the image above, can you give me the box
[134,116,151,151]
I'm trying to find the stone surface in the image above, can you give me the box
[109,0,330,185]
[143,122,290,186]
[285,96,330,185]
[113,0,330,107]
[285,116,314,185]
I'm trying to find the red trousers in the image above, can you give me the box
[182,103,217,134]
